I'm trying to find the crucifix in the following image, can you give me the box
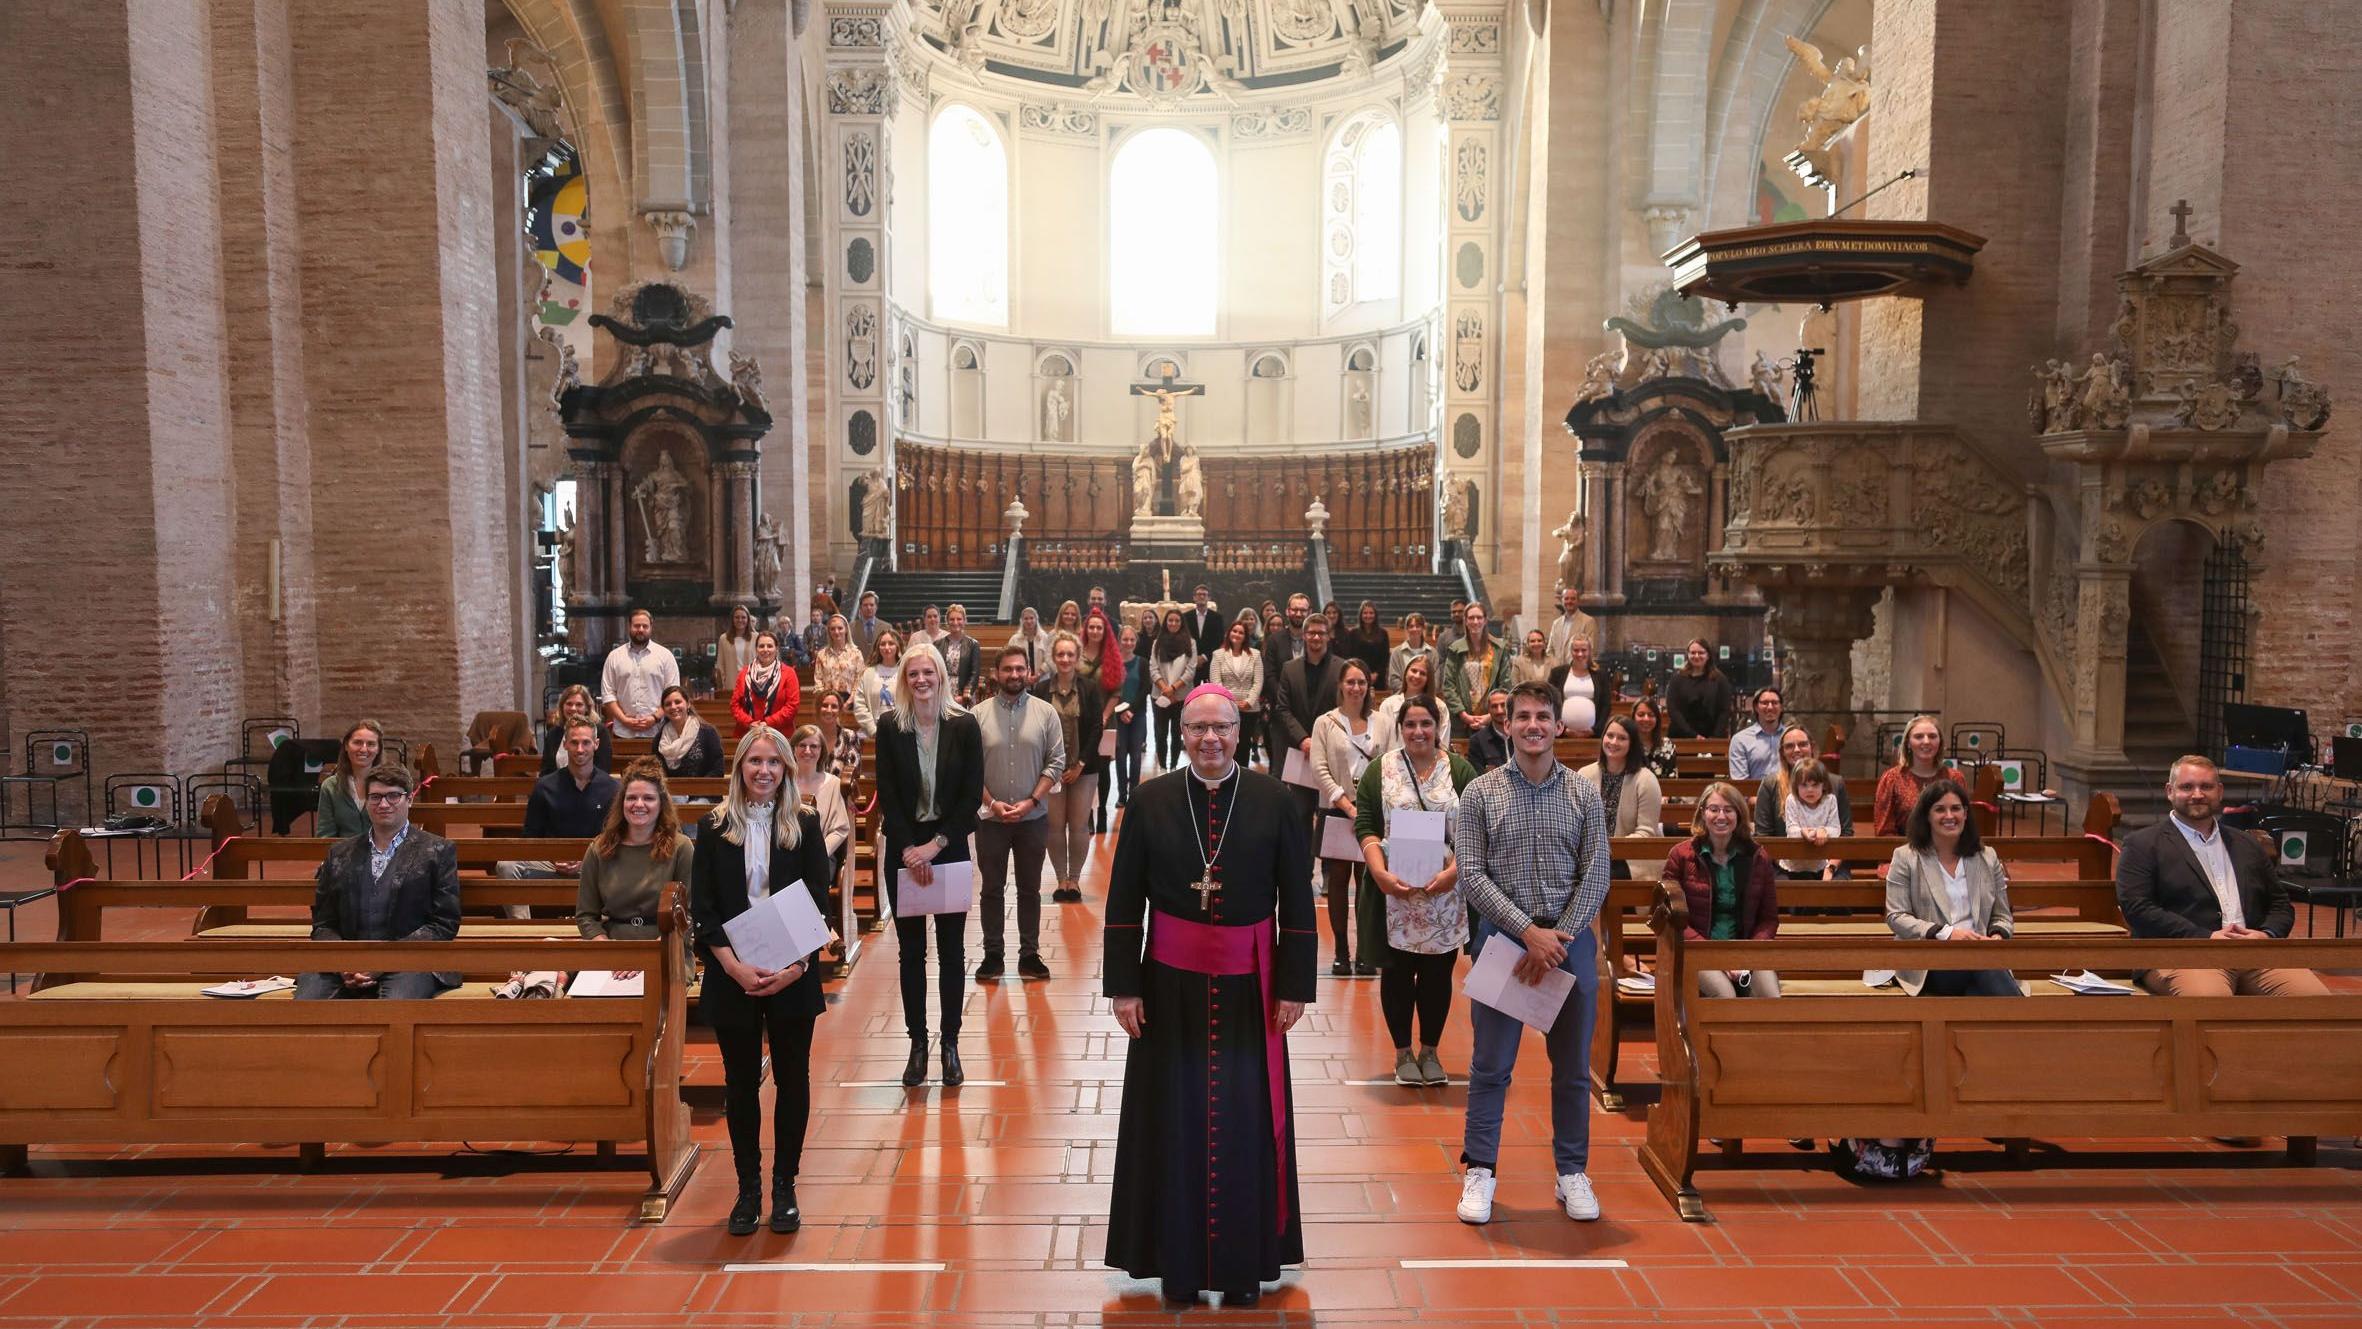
[1129,360,1206,516]
[2168,198,2193,248]
[1192,870,1220,909]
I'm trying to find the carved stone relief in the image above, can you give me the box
[1451,412,1480,459]
[827,65,893,115]
[845,303,877,389]
[847,409,877,456]
[1019,102,1097,135]
[1453,139,1487,222]
[844,132,876,217]
[846,236,875,284]
[829,15,884,46]
[1451,310,1483,392]
[1440,72,1501,120]
[1232,106,1313,138]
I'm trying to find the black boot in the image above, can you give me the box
[727,1184,761,1236]
[941,1040,965,1087]
[901,1036,929,1088]
[770,1175,800,1234]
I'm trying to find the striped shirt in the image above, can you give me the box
[1454,757,1611,938]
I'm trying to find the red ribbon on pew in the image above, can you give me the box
[182,835,240,882]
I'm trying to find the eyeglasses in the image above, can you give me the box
[1180,722,1239,737]
[365,791,410,805]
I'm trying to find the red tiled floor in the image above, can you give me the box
[3,825,2361,1327]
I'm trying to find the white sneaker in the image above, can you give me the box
[1456,1167,1496,1224]
[1555,1172,1600,1221]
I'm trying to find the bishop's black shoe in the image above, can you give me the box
[941,1041,965,1087]
[1222,1287,1262,1307]
[901,1036,929,1088]
[726,1186,761,1236]
[1161,1286,1200,1309]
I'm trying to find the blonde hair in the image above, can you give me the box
[890,641,964,721]
[1688,780,1756,849]
[716,724,804,850]
[1772,723,1819,804]
[1895,714,1944,769]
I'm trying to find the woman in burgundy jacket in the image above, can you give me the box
[1658,781,1782,998]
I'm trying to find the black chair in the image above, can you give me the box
[222,717,299,784]
[184,771,264,839]
[1949,722,2006,764]
[100,774,183,877]
[2257,810,2362,937]
[1,730,93,840]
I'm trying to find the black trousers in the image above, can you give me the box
[714,1006,817,1187]
[1380,947,1457,1048]
[884,820,970,1042]
[1153,703,1184,770]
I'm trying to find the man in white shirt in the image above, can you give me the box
[2115,754,2326,996]
[1543,586,1598,667]
[1725,687,1785,782]
[600,608,680,738]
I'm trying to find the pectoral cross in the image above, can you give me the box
[1192,871,1220,909]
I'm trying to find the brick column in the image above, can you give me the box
[291,0,516,744]
[0,1,244,777]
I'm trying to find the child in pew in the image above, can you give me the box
[1777,759,1844,880]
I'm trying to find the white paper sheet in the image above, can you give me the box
[720,878,832,971]
[1281,747,1323,791]
[1384,809,1450,887]
[1317,815,1365,862]
[567,969,647,998]
[896,860,975,916]
[1461,932,1576,1032]
[2049,969,2137,995]
[201,976,295,999]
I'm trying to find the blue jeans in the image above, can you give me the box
[1461,919,1598,1176]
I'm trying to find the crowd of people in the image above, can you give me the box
[290,586,2335,1269]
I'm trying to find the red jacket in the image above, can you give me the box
[1660,837,1779,941]
[731,665,801,732]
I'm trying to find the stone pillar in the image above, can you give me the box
[210,0,321,733]
[1438,7,1507,578]
[1763,586,1882,724]
[291,0,517,741]
[823,7,898,567]
[0,0,244,777]
[726,0,815,611]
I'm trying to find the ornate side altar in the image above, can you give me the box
[1127,383,1208,564]
[555,282,774,656]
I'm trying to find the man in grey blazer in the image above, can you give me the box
[297,762,462,1000]
[2115,755,2327,996]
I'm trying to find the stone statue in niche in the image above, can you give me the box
[552,508,580,590]
[753,513,785,601]
[1347,380,1371,436]
[632,450,694,564]
[1550,509,1586,593]
[2075,353,2132,430]
[1042,379,1071,441]
[1635,446,1703,563]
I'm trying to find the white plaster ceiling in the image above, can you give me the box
[917,0,1433,98]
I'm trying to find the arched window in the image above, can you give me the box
[929,105,1009,327]
[1322,111,1403,317]
[1110,129,1217,336]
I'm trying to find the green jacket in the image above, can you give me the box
[315,774,369,839]
[1438,634,1511,721]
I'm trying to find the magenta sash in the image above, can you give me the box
[1147,908,1291,1231]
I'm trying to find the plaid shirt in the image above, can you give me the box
[1454,757,1611,938]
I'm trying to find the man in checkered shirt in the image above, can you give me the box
[1450,681,1612,1225]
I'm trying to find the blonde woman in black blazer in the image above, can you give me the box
[690,723,837,1237]
[872,643,986,1088]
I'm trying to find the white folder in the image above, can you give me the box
[896,860,976,916]
[720,879,832,971]
[1461,932,1576,1032]
[1317,816,1365,862]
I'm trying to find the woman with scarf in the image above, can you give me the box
[730,629,800,739]
[655,686,726,778]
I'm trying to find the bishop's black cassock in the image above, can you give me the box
[1102,762,1316,1297]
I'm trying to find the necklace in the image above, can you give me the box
[1186,767,1241,909]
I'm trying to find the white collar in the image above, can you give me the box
[1190,761,1239,788]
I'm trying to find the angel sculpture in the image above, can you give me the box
[1573,351,1619,405]
[1749,350,1785,404]
[1549,509,1587,595]
[1785,36,1871,151]
[728,350,768,415]
[2076,354,2131,431]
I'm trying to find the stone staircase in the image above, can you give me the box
[2115,626,2196,825]
[861,569,1006,626]
[1327,569,1467,625]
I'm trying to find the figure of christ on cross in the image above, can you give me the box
[1130,364,1206,517]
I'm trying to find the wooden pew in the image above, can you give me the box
[421,776,730,801]
[0,889,701,1222]
[1586,871,2128,1109]
[49,878,587,955]
[1636,884,2362,1221]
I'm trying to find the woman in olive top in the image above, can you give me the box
[1353,692,1477,1086]
[1658,781,1781,997]
[689,725,836,1237]
[315,719,384,838]
[576,759,694,940]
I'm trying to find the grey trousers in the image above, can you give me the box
[1044,774,1098,884]
[296,970,448,1000]
[974,815,1049,959]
